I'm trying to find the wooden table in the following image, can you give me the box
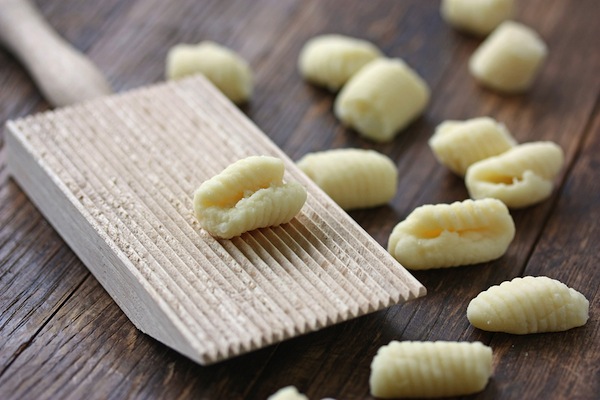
[1,0,598,398]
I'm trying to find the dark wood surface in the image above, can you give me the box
[1,0,598,399]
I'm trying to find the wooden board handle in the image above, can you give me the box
[0,0,112,107]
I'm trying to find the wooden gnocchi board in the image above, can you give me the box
[4,76,425,365]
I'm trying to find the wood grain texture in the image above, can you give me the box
[1,0,598,399]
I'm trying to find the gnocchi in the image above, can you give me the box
[370,341,493,398]
[428,117,517,176]
[193,156,306,239]
[166,41,253,103]
[296,148,398,210]
[441,0,514,36]
[469,21,548,93]
[387,198,515,270]
[298,34,382,91]
[267,386,309,400]
[465,141,564,208]
[334,58,430,142]
[467,276,590,334]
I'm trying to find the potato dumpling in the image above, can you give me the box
[334,58,429,142]
[468,276,589,334]
[193,156,306,239]
[388,198,515,269]
[465,141,564,208]
[428,116,517,176]
[298,34,382,91]
[441,0,514,36]
[166,41,252,103]
[469,21,548,93]
[297,148,397,210]
[370,341,493,398]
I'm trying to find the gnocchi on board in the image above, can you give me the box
[193,156,306,239]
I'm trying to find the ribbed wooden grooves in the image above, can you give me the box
[5,76,425,365]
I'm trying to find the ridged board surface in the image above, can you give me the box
[5,76,425,365]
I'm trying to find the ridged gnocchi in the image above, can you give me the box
[334,58,430,142]
[469,21,548,93]
[428,117,517,176]
[441,0,514,36]
[166,41,253,103]
[267,386,309,400]
[193,156,306,239]
[298,34,383,91]
[296,148,398,210]
[465,141,564,208]
[370,341,493,398]
[467,276,590,334]
[387,198,515,270]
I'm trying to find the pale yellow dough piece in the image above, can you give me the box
[469,21,548,93]
[267,385,309,400]
[467,276,590,334]
[441,0,514,36]
[334,58,430,142]
[428,117,517,176]
[297,148,398,210]
[370,341,493,398]
[465,141,564,208]
[193,156,306,239]
[387,198,515,270]
[166,41,252,103]
[298,34,383,91]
